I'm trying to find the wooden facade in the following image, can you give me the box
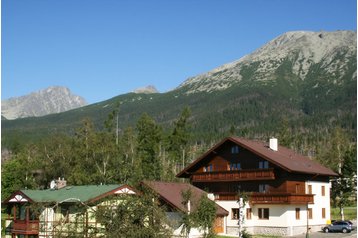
[4,205,40,236]
[178,138,335,205]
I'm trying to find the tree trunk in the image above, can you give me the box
[340,192,345,221]
[340,206,345,221]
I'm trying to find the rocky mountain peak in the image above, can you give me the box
[2,86,87,119]
[178,30,356,94]
[247,30,356,62]
[132,85,159,94]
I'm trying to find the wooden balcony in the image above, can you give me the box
[214,192,314,204]
[250,193,314,204]
[11,220,39,235]
[192,168,275,182]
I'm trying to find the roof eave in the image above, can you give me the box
[140,181,186,213]
[87,184,138,204]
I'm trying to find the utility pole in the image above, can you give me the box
[115,102,120,146]
[116,111,119,145]
[306,202,310,238]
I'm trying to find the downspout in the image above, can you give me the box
[305,173,319,238]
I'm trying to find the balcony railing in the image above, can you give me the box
[213,192,314,204]
[11,220,39,235]
[250,193,314,204]
[192,168,275,182]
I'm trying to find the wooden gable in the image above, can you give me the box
[3,191,33,204]
[177,137,337,178]
[186,139,274,174]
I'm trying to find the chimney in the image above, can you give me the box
[56,177,67,189]
[207,193,215,201]
[269,138,278,151]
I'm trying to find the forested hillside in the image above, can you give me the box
[2,31,356,199]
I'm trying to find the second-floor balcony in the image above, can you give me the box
[214,192,314,204]
[192,168,275,182]
[250,192,314,204]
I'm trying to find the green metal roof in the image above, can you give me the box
[21,184,123,204]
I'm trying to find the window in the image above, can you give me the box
[229,184,241,193]
[60,206,70,223]
[258,208,269,220]
[246,208,252,220]
[321,186,325,196]
[307,185,312,194]
[29,208,40,220]
[259,161,269,169]
[259,184,268,193]
[322,208,326,219]
[308,208,313,219]
[204,164,213,172]
[231,145,240,154]
[19,206,26,220]
[295,208,300,220]
[232,208,240,220]
[230,162,241,170]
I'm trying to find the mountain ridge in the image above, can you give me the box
[178,30,356,94]
[2,86,87,120]
[2,30,356,147]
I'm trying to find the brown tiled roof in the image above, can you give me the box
[141,181,228,216]
[177,137,337,177]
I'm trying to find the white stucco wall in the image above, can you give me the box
[306,181,332,227]
[216,180,332,236]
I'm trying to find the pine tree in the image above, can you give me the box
[167,107,192,175]
[136,113,163,181]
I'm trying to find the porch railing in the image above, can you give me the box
[192,168,275,182]
[11,220,40,235]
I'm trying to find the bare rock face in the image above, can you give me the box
[178,31,357,94]
[2,86,87,119]
[132,85,159,94]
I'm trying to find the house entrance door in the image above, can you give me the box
[214,216,224,233]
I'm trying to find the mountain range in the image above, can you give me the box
[179,31,356,93]
[2,30,356,147]
[2,86,87,119]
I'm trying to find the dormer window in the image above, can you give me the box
[231,145,240,154]
[259,161,269,169]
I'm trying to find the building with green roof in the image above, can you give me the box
[2,180,136,238]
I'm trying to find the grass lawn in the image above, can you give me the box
[331,206,357,221]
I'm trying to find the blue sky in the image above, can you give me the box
[2,0,357,103]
